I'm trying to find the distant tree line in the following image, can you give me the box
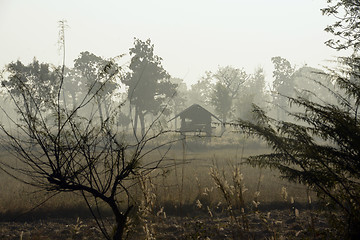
[0,38,332,137]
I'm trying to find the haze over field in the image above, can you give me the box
[1,1,360,239]
[0,0,339,86]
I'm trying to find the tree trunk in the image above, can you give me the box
[221,115,226,133]
[104,96,110,122]
[97,96,104,126]
[22,94,35,145]
[175,113,178,129]
[134,106,139,137]
[113,219,126,240]
[139,111,145,137]
[112,214,126,240]
[62,89,68,109]
[108,201,131,240]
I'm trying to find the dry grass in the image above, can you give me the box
[0,136,327,239]
[0,141,313,218]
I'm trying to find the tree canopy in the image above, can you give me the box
[211,82,232,123]
[74,51,120,125]
[123,38,176,136]
[322,0,360,50]
[2,59,59,111]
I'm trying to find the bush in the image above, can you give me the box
[236,56,360,239]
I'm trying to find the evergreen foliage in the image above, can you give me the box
[322,0,360,50]
[237,56,360,239]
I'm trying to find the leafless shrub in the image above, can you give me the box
[0,43,177,240]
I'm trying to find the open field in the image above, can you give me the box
[0,136,331,239]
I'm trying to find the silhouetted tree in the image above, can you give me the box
[0,54,175,240]
[237,2,360,237]
[168,77,187,129]
[322,0,360,50]
[211,82,232,124]
[212,65,248,99]
[62,67,86,111]
[2,59,59,113]
[188,73,213,107]
[250,67,267,105]
[271,56,295,119]
[292,65,333,102]
[123,38,176,137]
[1,59,59,142]
[74,51,119,126]
[195,66,248,124]
[0,26,176,239]
[235,67,268,121]
[238,56,360,238]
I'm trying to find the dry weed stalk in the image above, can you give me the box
[209,164,249,235]
[306,185,317,238]
[69,217,85,238]
[137,173,157,240]
[253,169,263,212]
[281,186,298,218]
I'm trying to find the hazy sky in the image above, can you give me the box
[0,0,339,87]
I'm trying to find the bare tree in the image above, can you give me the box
[0,23,175,240]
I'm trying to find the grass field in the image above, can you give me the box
[0,138,312,215]
[0,134,328,239]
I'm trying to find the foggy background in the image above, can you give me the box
[0,0,338,87]
[1,1,360,239]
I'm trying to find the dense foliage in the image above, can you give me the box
[123,38,177,137]
[236,2,360,238]
[322,0,360,50]
[237,56,360,238]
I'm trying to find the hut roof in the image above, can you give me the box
[169,104,221,122]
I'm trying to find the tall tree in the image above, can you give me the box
[0,53,172,240]
[250,67,267,105]
[123,38,176,137]
[74,51,119,126]
[62,67,86,112]
[235,67,268,121]
[271,56,295,119]
[237,2,360,237]
[2,59,59,113]
[206,66,248,123]
[211,82,232,124]
[212,65,248,99]
[292,65,333,103]
[237,56,360,239]
[188,72,213,107]
[168,77,187,129]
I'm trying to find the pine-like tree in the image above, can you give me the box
[237,56,360,239]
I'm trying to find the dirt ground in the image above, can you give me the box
[0,208,330,240]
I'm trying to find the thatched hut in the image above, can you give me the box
[169,104,221,136]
